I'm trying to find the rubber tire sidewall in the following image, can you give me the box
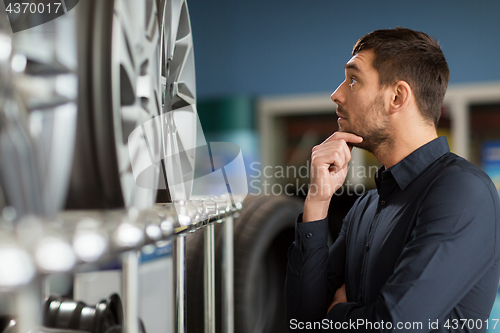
[233,195,303,333]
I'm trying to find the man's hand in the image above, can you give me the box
[328,284,347,313]
[303,132,363,222]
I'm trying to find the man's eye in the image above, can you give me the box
[350,78,358,86]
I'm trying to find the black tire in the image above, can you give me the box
[65,0,120,209]
[66,0,168,209]
[233,195,302,333]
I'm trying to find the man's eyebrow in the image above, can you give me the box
[344,63,360,72]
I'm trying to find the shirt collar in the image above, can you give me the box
[375,136,450,192]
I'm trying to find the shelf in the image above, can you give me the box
[0,196,242,289]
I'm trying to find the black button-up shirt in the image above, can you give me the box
[285,137,500,332]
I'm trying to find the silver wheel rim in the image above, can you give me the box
[160,0,197,202]
[111,0,162,209]
[111,0,197,208]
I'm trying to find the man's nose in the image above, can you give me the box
[331,81,346,105]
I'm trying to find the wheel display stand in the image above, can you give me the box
[0,197,241,333]
[0,0,245,331]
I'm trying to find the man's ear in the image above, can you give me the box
[389,81,412,114]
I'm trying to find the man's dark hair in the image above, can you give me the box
[353,27,449,127]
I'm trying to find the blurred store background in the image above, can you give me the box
[187,0,500,331]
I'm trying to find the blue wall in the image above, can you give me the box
[188,0,500,99]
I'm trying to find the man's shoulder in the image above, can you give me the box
[423,152,500,214]
[435,152,496,192]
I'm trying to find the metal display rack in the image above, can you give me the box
[0,196,241,333]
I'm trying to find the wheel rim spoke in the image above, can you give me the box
[164,112,186,197]
[157,0,196,202]
[165,0,185,61]
[103,0,198,206]
[110,0,164,207]
[172,109,196,163]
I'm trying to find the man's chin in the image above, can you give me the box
[353,142,376,155]
[337,129,368,151]
[344,136,373,153]
[339,128,362,141]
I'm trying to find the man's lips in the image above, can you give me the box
[336,109,347,119]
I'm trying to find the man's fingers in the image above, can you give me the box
[312,132,360,175]
[323,131,363,145]
[328,162,348,173]
[327,151,346,173]
[316,146,347,164]
[341,140,351,161]
[312,140,352,173]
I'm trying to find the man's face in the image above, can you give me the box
[331,49,392,153]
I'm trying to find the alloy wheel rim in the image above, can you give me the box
[159,0,197,202]
[110,0,163,208]
[110,0,197,208]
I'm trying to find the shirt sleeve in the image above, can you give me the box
[326,170,500,332]
[285,213,349,331]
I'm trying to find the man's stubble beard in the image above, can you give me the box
[337,93,393,154]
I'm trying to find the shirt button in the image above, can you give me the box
[365,245,370,251]
[380,199,386,206]
[296,272,300,277]
[306,232,313,238]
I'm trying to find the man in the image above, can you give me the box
[285,27,500,332]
